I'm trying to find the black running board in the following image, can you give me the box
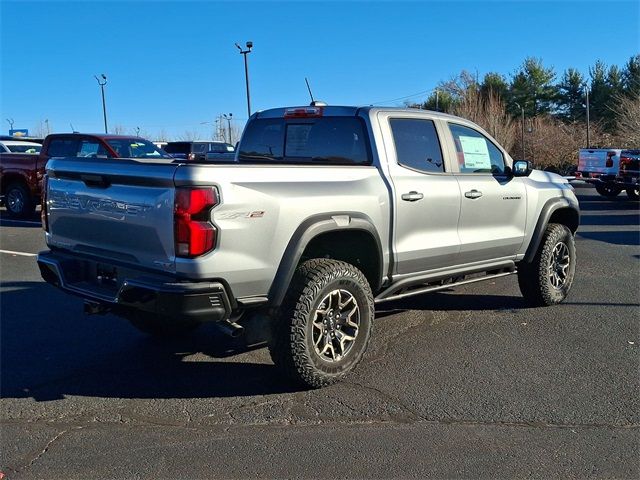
[374,270,516,304]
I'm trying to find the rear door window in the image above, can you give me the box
[390,118,444,173]
[238,117,370,165]
[164,142,190,154]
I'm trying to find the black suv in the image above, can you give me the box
[164,141,234,161]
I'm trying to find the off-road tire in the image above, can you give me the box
[5,182,35,218]
[626,187,639,200]
[518,223,576,307]
[595,183,622,197]
[268,259,374,388]
[126,311,200,337]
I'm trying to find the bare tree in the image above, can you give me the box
[112,124,126,135]
[178,130,200,141]
[452,89,516,152]
[612,93,640,147]
[155,128,171,142]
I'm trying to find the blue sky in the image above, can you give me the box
[1,0,638,139]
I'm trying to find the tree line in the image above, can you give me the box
[410,55,640,171]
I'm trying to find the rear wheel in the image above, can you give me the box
[4,182,35,218]
[595,183,622,197]
[126,311,200,337]
[269,259,374,388]
[518,223,576,307]
[626,186,639,200]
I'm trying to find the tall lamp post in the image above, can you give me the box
[94,74,108,133]
[223,113,233,144]
[235,41,253,117]
[515,102,525,160]
[583,83,591,148]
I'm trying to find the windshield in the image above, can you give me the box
[6,143,42,154]
[107,138,171,159]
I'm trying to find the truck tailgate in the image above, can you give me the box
[45,157,179,273]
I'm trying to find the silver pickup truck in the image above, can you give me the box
[37,105,580,388]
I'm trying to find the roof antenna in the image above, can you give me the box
[69,122,77,133]
[305,77,327,107]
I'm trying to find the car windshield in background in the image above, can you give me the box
[107,139,170,158]
[238,117,371,165]
[7,144,42,154]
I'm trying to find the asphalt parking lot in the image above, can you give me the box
[0,186,638,479]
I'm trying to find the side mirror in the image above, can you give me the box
[513,160,532,177]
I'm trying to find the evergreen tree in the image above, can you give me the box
[480,72,509,101]
[508,57,558,116]
[589,60,619,131]
[557,68,586,122]
[622,54,640,96]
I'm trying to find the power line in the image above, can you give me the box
[370,88,436,106]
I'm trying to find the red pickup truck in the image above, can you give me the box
[0,133,170,218]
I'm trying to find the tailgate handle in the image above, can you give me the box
[81,174,111,188]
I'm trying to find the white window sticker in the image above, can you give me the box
[458,135,491,170]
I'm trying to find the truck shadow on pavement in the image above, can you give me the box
[0,281,299,402]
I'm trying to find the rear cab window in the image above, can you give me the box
[390,118,444,173]
[47,138,81,157]
[238,116,371,165]
[448,123,506,174]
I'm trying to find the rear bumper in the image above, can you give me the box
[37,250,233,323]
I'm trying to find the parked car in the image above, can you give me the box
[0,133,170,218]
[164,141,234,161]
[577,148,639,199]
[0,141,43,154]
[38,105,579,388]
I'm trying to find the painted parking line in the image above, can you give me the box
[0,249,37,257]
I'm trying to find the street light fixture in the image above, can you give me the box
[235,41,253,118]
[515,102,526,160]
[94,74,108,134]
[222,113,233,144]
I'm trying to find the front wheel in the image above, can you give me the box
[626,186,639,200]
[518,223,576,307]
[269,259,374,388]
[595,183,622,197]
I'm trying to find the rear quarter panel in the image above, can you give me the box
[173,163,390,299]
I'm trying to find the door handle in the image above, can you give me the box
[464,189,483,199]
[401,191,424,202]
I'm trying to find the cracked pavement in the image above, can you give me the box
[1,187,639,478]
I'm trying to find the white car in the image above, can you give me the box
[0,140,42,154]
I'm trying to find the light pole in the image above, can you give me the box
[235,41,253,117]
[584,83,591,148]
[222,113,233,144]
[94,74,108,133]
[515,102,525,160]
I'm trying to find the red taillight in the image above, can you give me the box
[41,175,49,232]
[284,106,324,118]
[606,151,615,168]
[174,187,218,257]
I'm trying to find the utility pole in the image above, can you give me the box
[235,41,253,117]
[223,113,233,144]
[435,89,439,112]
[45,119,50,135]
[94,74,108,133]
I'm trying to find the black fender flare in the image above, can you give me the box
[523,198,580,263]
[268,212,384,308]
